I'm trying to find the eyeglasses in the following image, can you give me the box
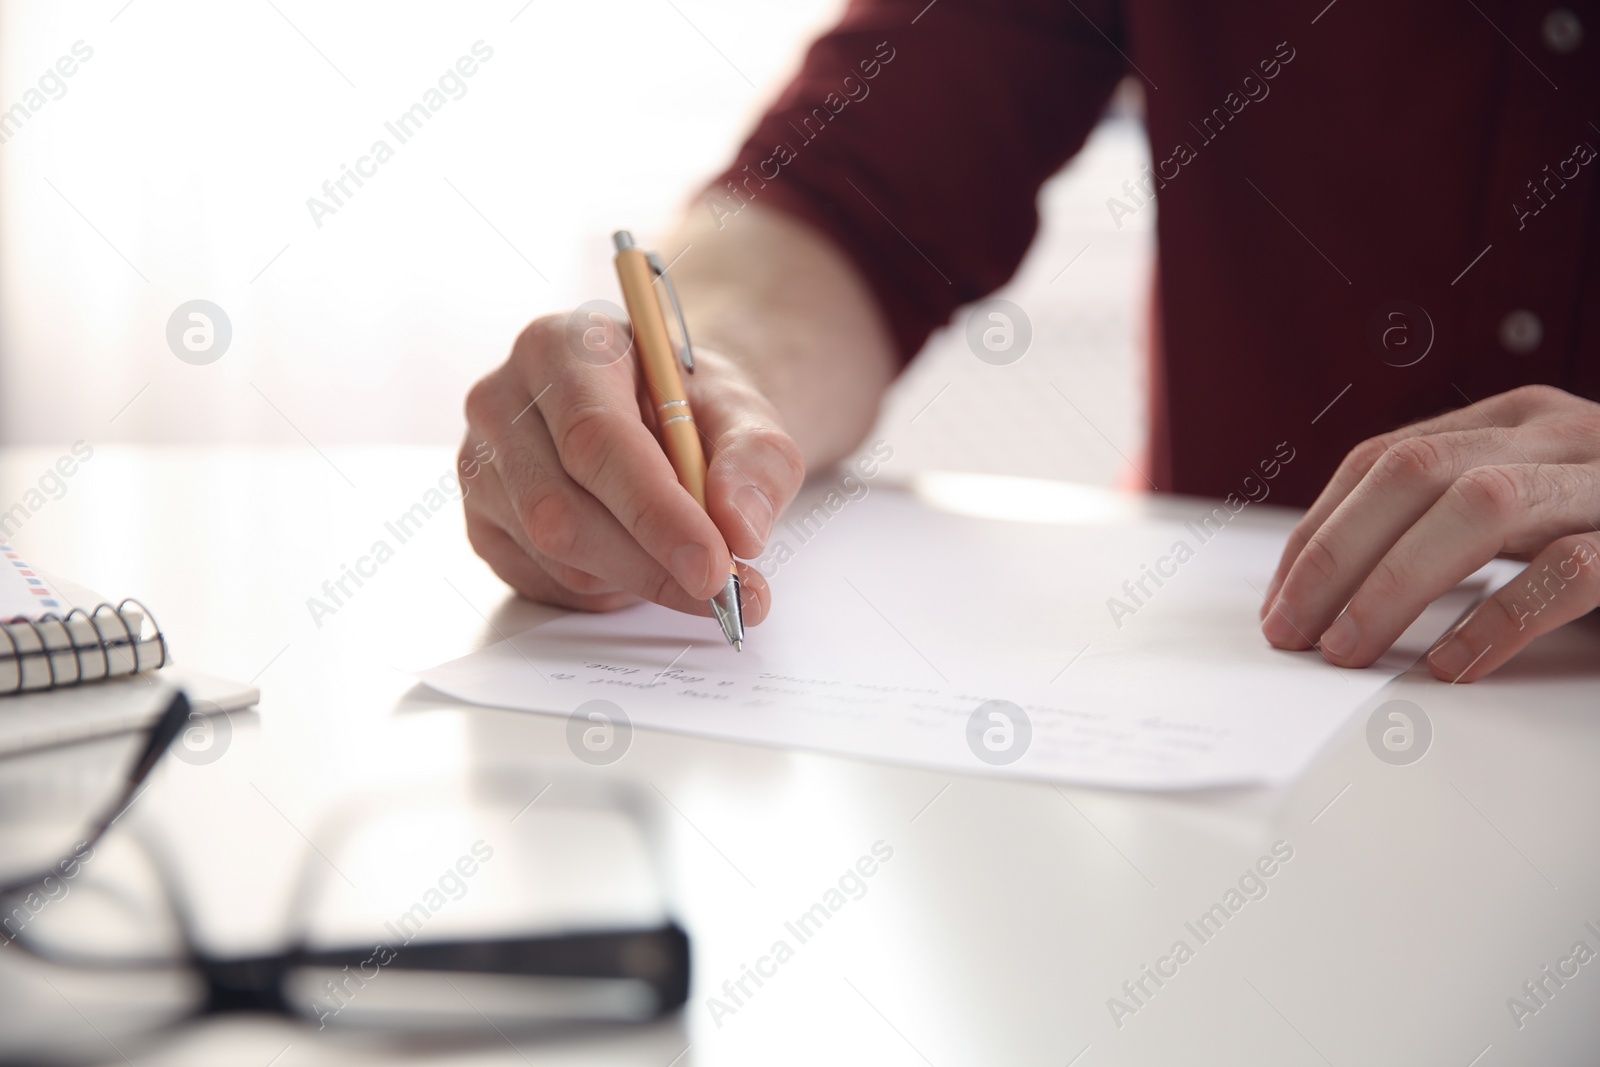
[0,691,691,1064]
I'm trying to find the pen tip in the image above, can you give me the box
[733,640,743,652]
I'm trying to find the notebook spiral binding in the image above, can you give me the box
[0,599,169,696]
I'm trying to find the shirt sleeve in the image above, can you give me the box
[701,0,1129,361]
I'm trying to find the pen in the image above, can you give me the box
[611,230,744,650]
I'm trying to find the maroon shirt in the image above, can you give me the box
[707,0,1599,505]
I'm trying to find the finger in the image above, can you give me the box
[470,394,776,624]
[1263,436,1392,619]
[1316,464,1600,666]
[503,414,774,622]
[474,489,774,627]
[1260,392,1548,616]
[1263,427,1555,649]
[474,322,777,624]
[529,321,733,600]
[734,560,772,627]
[691,352,807,559]
[467,520,637,613]
[502,412,771,627]
[1426,532,1600,682]
[471,344,726,612]
[466,370,631,598]
[465,452,625,598]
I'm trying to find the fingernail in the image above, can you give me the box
[732,484,775,548]
[1319,613,1359,659]
[671,542,714,597]
[1428,634,1470,679]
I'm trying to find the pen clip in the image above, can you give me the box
[646,251,695,375]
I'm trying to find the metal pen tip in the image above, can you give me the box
[709,572,744,650]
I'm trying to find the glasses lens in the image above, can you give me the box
[7,830,187,965]
[0,829,202,1063]
[284,776,675,1031]
[0,733,135,886]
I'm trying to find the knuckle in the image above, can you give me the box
[1490,587,1535,630]
[1563,410,1600,453]
[521,488,583,562]
[645,563,686,607]
[463,376,500,428]
[1493,383,1569,425]
[1279,528,1314,566]
[623,494,674,551]
[1362,557,1409,604]
[1343,436,1391,475]
[514,315,563,357]
[1510,383,1565,408]
[726,425,806,492]
[764,430,807,491]
[554,404,617,476]
[1552,535,1600,593]
[1448,466,1524,520]
[1519,464,1566,510]
[1295,535,1342,586]
[1373,436,1452,486]
[460,475,490,518]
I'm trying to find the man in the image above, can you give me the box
[461,0,1599,682]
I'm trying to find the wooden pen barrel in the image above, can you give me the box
[614,247,709,508]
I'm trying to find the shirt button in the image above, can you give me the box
[1499,309,1544,355]
[1542,8,1583,53]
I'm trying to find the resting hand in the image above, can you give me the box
[1260,385,1600,682]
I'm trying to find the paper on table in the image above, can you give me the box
[421,486,1488,789]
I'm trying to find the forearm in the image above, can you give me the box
[661,204,899,471]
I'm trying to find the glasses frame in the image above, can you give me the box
[0,690,691,1036]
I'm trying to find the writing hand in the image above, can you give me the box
[460,314,805,622]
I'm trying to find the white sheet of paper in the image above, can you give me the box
[421,486,1489,789]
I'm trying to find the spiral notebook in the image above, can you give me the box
[0,545,168,694]
[0,545,260,756]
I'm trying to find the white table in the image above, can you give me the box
[1,445,1596,1066]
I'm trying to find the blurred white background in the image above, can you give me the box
[1,0,1152,485]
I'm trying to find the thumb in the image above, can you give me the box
[693,355,807,561]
